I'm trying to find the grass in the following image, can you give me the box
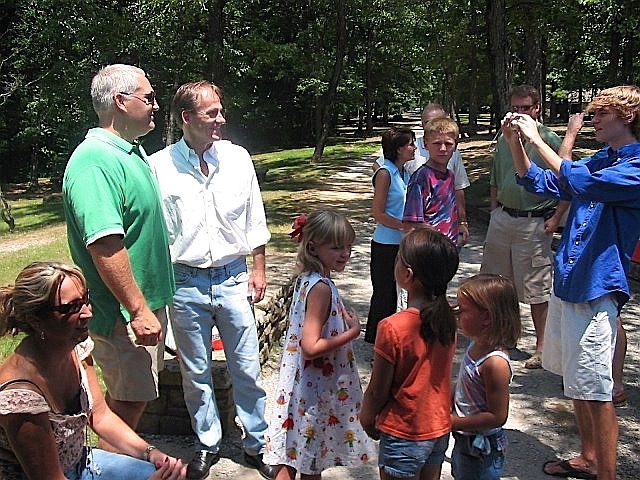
[0,195,65,236]
[0,237,71,286]
[255,139,379,252]
[0,334,24,361]
[0,138,380,362]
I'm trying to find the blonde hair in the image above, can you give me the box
[0,262,86,337]
[295,210,355,275]
[587,85,640,139]
[424,117,459,142]
[457,274,521,349]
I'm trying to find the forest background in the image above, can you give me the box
[0,0,639,189]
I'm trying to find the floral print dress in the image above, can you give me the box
[265,272,374,474]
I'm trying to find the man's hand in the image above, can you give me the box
[248,268,267,303]
[544,213,561,235]
[458,223,470,245]
[507,113,542,146]
[567,112,585,136]
[129,306,162,346]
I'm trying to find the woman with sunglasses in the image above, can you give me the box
[0,262,186,480]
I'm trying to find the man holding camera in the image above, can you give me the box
[480,85,568,368]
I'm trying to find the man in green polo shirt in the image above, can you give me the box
[63,64,174,444]
[480,85,569,369]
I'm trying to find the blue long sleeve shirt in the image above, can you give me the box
[516,142,640,308]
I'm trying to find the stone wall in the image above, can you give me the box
[138,276,296,435]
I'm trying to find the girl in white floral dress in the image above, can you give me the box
[265,210,374,479]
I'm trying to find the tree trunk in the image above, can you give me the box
[621,37,635,83]
[485,0,511,131]
[467,0,482,132]
[205,0,226,83]
[522,0,544,118]
[312,0,348,162]
[364,48,373,137]
[606,18,621,85]
[0,187,15,232]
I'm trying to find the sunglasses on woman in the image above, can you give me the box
[51,291,90,315]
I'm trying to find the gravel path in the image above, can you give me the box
[147,152,640,479]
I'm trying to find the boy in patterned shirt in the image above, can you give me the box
[403,117,461,245]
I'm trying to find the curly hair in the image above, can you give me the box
[587,85,640,139]
[0,262,86,337]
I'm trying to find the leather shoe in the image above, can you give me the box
[244,452,275,479]
[186,450,219,480]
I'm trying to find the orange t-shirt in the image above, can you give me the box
[374,308,455,440]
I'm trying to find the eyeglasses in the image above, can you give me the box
[51,291,90,315]
[511,104,535,113]
[119,91,156,106]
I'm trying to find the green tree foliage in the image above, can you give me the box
[0,0,638,182]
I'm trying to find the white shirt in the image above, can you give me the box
[149,138,271,268]
[376,136,470,190]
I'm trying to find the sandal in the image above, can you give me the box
[542,459,597,479]
[613,391,628,406]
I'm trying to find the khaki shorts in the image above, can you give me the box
[542,293,617,401]
[91,308,167,402]
[480,207,552,304]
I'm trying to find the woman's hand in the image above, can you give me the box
[149,456,187,480]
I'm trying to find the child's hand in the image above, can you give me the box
[360,417,380,440]
[341,304,360,330]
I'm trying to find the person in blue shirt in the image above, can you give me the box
[501,85,640,480]
[364,127,414,344]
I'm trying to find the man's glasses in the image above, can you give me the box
[511,104,535,113]
[119,91,156,106]
[51,291,90,315]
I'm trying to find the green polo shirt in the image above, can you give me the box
[490,122,562,211]
[63,128,175,336]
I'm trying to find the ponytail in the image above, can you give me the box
[419,294,456,346]
[398,228,459,346]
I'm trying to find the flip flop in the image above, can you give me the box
[613,391,628,406]
[542,459,597,479]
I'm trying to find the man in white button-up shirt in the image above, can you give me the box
[149,81,273,480]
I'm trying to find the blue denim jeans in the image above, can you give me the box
[378,432,449,478]
[64,448,156,479]
[451,430,506,480]
[171,258,268,455]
